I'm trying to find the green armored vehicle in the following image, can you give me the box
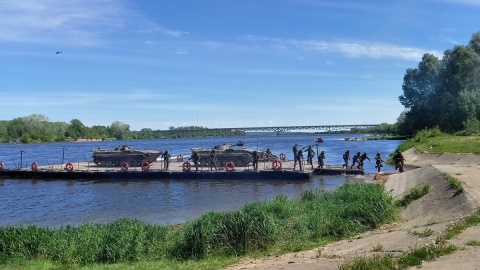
[193,144,277,167]
[92,145,161,167]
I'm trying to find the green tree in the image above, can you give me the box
[398,54,441,133]
[90,125,109,140]
[437,45,480,132]
[469,32,480,55]
[0,121,8,141]
[66,119,87,140]
[398,32,480,135]
[108,121,130,140]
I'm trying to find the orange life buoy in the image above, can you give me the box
[263,154,270,161]
[31,162,38,171]
[0,161,5,171]
[182,161,191,172]
[225,161,235,172]
[141,161,150,172]
[121,161,129,172]
[279,153,286,161]
[64,162,74,172]
[177,154,184,162]
[272,160,282,171]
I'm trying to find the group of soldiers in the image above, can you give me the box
[190,149,217,171]
[342,149,406,173]
[292,144,318,171]
[341,150,371,170]
[164,146,406,173]
[158,149,216,171]
[293,145,407,173]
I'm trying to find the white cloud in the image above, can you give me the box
[0,0,184,46]
[0,0,129,44]
[239,35,441,61]
[296,40,442,60]
[0,90,174,107]
[435,0,480,6]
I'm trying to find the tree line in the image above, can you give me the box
[0,114,245,143]
[397,32,480,135]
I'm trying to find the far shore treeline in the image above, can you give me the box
[1,32,480,144]
[0,115,248,143]
[0,114,399,144]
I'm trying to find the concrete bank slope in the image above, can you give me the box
[384,148,479,223]
[387,148,480,270]
[225,149,480,270]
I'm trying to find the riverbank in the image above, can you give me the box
[225,148,480,269]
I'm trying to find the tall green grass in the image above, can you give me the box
[393,127,480,155]
[445,175,464,195]
[0,183,400,268]
[397,184,430,207]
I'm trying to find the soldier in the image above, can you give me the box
[209,150,217,171]
[252,151,259,170]
[318,150,325,169]
[342,150,350,168]
[393,150,406,173]
[350,151,361,169]
[191,150,200,171]
[297,149,304,171]
[292,144,298,168]
[374,153,383,173]
[359,152,371,170]
[306,145,315,168]
[161,150,171,171]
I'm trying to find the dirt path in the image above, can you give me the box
[224,148,480,270]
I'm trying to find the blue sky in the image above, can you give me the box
[1,0,479,131]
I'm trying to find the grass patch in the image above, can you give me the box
[411,228,434,238]
[445,175,464,195]
[397,184,430,207]
[371,243,384,252]
[0,183,401,269]
[339,254,396,270]
[387,128,480,163]
[466,240,480,246]
[397,235,456,268]
[341,209,480,270]
[445,209,480,240]
[340,234,456,270]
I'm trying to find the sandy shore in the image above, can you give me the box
[225,148,480,270]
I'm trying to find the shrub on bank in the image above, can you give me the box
[0,183,400,267]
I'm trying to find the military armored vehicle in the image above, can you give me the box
[92,145,161,167]
[193,144,277,167]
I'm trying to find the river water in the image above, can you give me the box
[0,134,403,228]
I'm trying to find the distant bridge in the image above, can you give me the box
[153,124,380,135]
[223,124,379,133]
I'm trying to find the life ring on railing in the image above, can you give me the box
[177,154,184,162]
[225,161,235,172]
[141,161,150,172]
[182,161,191,172]
[279,153,286,161]
[121,162,129,172]
[64,162,74,172]
[263,154,270,161]
[272,160,282,171]
[0,162,5,171]
[31,162,38,171]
